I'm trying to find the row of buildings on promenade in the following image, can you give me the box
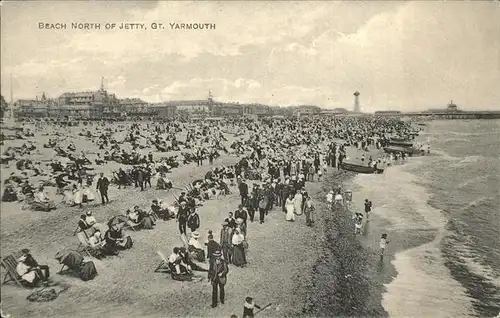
[10,82,352,120]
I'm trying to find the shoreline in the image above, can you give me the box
[303,165,441,317]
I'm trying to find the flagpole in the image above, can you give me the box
[10,73,14,120]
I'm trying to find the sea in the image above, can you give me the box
[352,120,500,317]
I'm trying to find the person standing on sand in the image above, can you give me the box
[96,172,110,205]
[242,296,262,318]
[176,201,189,235]
[220,222,233,264]
[238,178,249,206]
[285,193,295,221]
[187,208,200,233]
[294,190,303,216]
[304,196,315,227]
[380,233,389,260]
[364,199,372,221]
[206,232,222,262]
[208,250,229,308]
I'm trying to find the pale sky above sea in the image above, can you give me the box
[1,1,499,111]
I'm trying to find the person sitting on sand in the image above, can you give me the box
[89,230,118,257]
[32,186,56,211]
[156,173,173,190]
[16,249,50,287]
[334,192,343,206]
[179,247,208,272]
[126,208,140,223]
[77,214,93,233]
[168,247,192,281]
[21,180,34,197]
[105,224,133,251]
[2,182,18,202]
[151,199,171,221]
[188,231,206,262]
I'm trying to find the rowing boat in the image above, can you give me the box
[340,162,384,174]
[384,145,421,155]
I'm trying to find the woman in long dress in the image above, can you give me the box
[231,229,246,267]
[294,191,303,216]
[285,194,295,221]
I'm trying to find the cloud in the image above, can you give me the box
[1,1,499,111]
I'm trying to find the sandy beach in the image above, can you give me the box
[0,125,345,318]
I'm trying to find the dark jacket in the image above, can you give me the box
[238,182,248,196]
[96,177,109,191]
[205,240,221,260]
[208,258,229,284]
[187,213,200,230]
[234,209,248,222]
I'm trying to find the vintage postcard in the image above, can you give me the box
[1,1,499,318]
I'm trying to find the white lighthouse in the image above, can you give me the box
[353,91,360,113]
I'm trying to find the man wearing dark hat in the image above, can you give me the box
[96,172,110,205]
[208,250,229,308]
[176,201,189,235]
[238,178,248,206]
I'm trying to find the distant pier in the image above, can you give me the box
[402,111,500,120]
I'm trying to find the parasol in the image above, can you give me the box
[107,215,128,227]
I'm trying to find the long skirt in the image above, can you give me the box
[232,244,246,267]
[294,198,303,215]
[285,203,295,221]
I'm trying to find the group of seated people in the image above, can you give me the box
[63,184,96,207]
[151,199,176,221]
[126,205,156,229]
[77,212,133,258]
[156,172,173,190]
[31,185,57,211]
[166,246,208,281]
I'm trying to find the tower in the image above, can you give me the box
[208,90,214,103]
[353,91,360,113]
[10,73,14,120]
[100,76,105,91]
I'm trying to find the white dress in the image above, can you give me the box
[285,198,295,221]
[294,193,303,215]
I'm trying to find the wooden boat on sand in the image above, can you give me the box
[388,139,414,147]
[384,145,421,155]
[340,162,384,174]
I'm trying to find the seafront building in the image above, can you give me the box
[9,82,499,120]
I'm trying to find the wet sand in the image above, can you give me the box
[302,168,440,317]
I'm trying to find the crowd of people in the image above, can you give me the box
[1,115,422,313]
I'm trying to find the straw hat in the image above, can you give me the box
[192,231,200,238]
[213,250,222,258]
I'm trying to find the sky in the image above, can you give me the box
[1,1,499,112]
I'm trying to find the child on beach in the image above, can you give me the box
[242,296,262,318]
[380,234,389,260]
[364,199,372,221]
[353,212,363,234]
